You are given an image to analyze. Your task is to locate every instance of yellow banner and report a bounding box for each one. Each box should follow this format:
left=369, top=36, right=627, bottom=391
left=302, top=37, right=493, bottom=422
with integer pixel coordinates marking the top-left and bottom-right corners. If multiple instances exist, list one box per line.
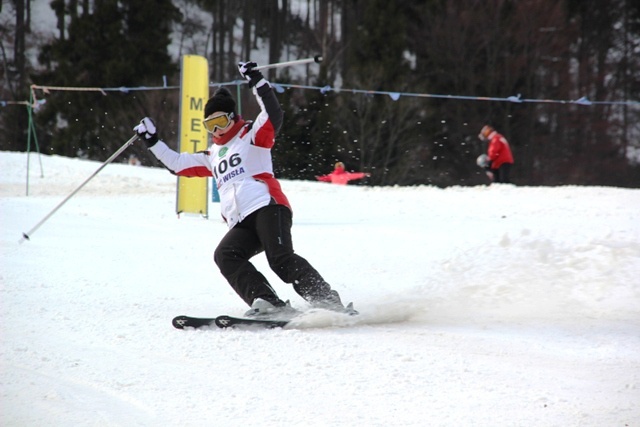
left=177, top=55, right=209, bottom=217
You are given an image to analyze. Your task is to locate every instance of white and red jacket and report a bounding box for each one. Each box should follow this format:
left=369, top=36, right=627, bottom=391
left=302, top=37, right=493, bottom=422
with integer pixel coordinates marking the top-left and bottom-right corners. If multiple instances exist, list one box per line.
left=148, top=83, right=290, bottom=228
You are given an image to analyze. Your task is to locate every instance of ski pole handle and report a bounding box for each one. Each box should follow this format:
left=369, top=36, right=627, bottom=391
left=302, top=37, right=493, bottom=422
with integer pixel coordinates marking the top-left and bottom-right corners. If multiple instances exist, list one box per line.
left=254, top=56, right=323, bottom=71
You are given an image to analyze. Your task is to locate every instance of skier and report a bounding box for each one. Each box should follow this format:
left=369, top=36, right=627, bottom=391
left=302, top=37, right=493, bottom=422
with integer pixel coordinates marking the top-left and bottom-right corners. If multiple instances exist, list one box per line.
left=134, top=61, right=355, bottom=317
left=477, top=125, right=514, bottom=183
left=315, top=161, right=370, bottom=185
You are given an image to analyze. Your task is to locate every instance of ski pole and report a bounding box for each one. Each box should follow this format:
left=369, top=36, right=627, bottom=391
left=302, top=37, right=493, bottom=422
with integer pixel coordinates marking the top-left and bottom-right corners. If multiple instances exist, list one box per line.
left=19, top=134, right=138, bottom=244
left=254, top=55, right=322, bottom=71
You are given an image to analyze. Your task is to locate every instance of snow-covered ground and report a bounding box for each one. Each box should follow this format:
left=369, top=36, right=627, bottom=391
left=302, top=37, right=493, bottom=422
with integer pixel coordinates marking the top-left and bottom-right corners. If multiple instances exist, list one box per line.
left=1, top=151, right=639, bottom=426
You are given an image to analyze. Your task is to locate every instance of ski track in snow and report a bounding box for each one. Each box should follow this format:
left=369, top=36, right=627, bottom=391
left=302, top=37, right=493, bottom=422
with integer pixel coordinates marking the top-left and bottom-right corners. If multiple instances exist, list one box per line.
left=1, top=152, right=639, bottom=426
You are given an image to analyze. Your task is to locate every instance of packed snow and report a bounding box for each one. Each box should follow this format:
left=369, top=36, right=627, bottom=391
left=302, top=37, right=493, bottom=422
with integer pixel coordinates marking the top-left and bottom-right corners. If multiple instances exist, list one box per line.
left=1, top=150, right=639, bottom=426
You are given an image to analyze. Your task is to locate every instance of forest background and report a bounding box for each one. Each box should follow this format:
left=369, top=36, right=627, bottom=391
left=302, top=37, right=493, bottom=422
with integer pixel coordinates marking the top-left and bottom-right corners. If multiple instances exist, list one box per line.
left=2, top=0, right=639, bottom=187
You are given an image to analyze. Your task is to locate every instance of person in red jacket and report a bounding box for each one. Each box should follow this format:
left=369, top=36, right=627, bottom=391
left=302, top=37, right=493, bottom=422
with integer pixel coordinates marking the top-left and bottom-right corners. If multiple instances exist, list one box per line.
left=478, top=125, right=514, bottom=183
left=316, top=162, right=370, bottom=185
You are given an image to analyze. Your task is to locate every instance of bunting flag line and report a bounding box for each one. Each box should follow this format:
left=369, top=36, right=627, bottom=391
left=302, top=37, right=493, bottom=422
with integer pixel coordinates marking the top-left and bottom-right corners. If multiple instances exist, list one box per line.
left=3, top=81, right=636, bottom=110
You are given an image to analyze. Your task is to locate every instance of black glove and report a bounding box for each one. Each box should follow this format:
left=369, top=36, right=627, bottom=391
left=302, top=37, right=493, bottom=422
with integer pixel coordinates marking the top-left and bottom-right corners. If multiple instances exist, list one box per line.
left=238, top=61, right=266, bottom=88
left=133, top=117, right=158, bottom=148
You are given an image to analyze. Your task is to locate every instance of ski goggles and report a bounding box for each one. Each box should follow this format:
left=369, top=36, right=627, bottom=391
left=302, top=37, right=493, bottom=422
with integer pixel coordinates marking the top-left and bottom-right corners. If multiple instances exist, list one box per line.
left=203, top=112, right=233, bottom=133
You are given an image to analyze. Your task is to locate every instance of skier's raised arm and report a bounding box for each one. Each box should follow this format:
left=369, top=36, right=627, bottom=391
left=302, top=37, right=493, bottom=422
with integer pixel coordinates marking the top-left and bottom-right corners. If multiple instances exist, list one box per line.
left=134, top=117, right=213, bottom=177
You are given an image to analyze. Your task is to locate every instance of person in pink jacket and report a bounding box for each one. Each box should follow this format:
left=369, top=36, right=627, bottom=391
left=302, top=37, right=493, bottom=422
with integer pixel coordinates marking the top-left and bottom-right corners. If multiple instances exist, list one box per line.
left=478, top=125, right=514, bottom=183
left=316, top=162, right=370, bottom=185
left=134, top=61, right=355, bottom=317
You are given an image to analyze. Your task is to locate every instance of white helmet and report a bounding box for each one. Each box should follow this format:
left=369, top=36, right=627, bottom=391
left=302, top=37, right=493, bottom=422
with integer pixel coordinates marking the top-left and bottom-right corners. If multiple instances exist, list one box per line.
left=476, top=154, right=490, bottom=168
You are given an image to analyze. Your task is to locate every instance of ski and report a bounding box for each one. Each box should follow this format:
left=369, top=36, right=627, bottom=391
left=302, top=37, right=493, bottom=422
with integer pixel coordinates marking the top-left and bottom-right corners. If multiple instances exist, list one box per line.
left=215, top=315, right=289, bottom=329
left=173, top=302, right=358, bottom=330
left=172, top=315, right=216, bottom=329
left=172, top=314, right=289, bottom=330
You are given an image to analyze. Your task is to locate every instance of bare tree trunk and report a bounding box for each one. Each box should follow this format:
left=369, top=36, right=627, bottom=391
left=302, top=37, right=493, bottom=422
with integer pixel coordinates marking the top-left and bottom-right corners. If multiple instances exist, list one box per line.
left=14, top=0, right=26, bottom=91
left=241, top=0, right=252, bottom=60
left=226, top=5, right=234, bottom=77
left=25, top=0, right=31, bottom=32
left=51, top=0, right=65, bottom=40
left=318, top=0, right=327, bottom=59
left=268, top=0, right=281, bottom=80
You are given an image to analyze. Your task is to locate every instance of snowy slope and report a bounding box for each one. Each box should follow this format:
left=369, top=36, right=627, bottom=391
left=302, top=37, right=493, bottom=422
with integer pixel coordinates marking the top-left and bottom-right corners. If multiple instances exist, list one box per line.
left=1, top=151, right=639, bottom=426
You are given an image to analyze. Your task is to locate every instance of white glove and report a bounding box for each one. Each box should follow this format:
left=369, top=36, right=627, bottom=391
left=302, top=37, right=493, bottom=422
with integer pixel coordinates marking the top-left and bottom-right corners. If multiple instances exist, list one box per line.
left=476, top=154, right=490, bottom=168
left=134, top=117, right=158, bottom=147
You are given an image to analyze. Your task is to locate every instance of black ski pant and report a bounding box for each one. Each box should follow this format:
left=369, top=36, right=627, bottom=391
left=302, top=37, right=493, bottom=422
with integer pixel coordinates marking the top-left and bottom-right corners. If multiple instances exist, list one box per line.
left=490, top=163, right=512, bottom=183
left=214, top=204, right=341, bottom=307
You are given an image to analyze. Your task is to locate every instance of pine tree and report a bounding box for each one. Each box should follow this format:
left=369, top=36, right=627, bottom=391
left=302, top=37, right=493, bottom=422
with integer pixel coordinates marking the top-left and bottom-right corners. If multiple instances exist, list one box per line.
left=34, top=0, right=181, bottom=159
